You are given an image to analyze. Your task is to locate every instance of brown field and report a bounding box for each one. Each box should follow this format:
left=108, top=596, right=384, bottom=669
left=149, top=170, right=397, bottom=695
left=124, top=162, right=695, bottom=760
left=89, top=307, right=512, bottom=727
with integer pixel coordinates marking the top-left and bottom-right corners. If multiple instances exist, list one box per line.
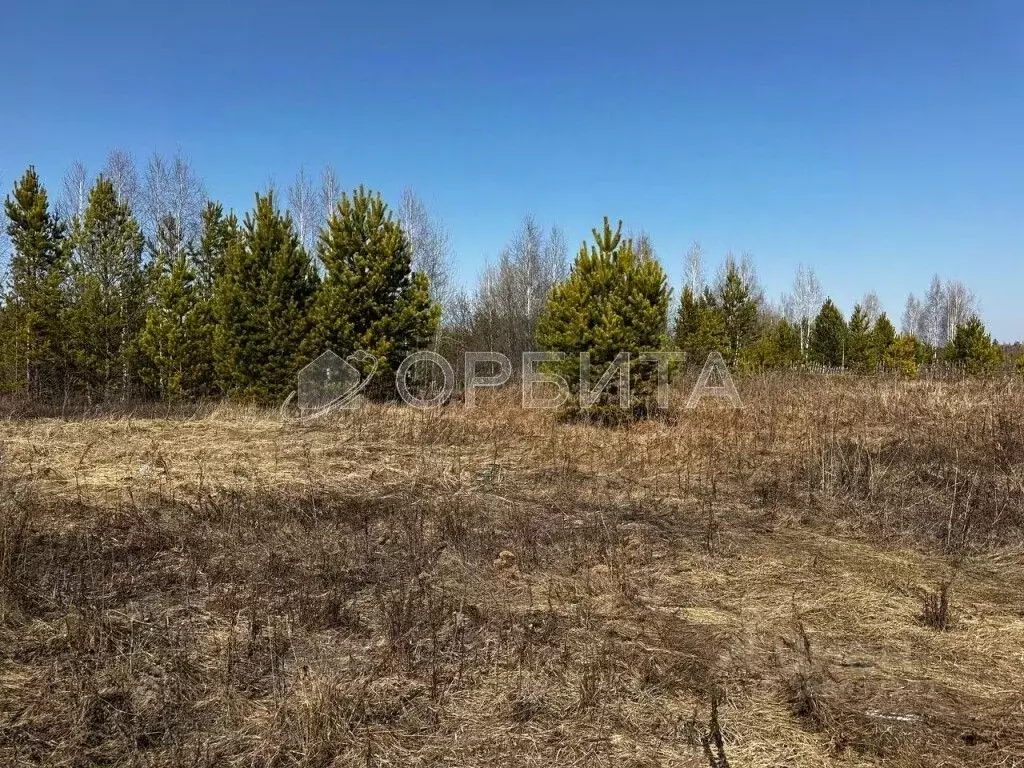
left=1, top=374, right=1023, bottom=767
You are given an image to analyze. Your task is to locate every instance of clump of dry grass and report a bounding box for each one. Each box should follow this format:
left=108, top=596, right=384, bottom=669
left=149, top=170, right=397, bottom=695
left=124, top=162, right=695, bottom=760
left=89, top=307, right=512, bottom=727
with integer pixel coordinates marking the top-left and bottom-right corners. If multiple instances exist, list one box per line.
left=920, top=580, right=955, bottom=631
left=0, top=374, right=1022, bottom=766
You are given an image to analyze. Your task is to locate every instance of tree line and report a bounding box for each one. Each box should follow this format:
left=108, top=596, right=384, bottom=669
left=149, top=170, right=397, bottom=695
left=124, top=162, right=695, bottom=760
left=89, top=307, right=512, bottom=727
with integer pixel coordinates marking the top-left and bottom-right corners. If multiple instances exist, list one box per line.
left=0, top=159, right=437, bottom=403
left=0, top=152, right=1016, bottom=407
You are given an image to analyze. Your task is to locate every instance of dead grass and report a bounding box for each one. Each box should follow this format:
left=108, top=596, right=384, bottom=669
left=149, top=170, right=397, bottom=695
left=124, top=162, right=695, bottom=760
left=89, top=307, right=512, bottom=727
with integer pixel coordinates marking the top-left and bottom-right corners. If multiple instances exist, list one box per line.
left=0, top=373, right=1022, bottom=766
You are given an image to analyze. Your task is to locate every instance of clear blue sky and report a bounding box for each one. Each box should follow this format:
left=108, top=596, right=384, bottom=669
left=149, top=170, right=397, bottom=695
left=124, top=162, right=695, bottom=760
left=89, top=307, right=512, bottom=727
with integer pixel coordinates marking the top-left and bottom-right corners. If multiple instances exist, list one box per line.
left=2, top=0, right=1022, bottom=339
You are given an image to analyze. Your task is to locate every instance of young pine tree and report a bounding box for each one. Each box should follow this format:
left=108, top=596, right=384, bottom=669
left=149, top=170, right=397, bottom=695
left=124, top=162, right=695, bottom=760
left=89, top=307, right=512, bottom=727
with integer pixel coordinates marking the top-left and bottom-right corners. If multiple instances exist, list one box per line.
left=809, top=298, right=848, bottom=367
left=309, top=186, right=439, bottom=397
left=884, top=334, right=921, bottom=377
left=775, top=317, right=803, bottom=365
left=944, top=316, right=1001, bottom=374
left=3, top=166, right=68, bottom=398
left=65, top=176, right=148, bottom=401
left=868, top=312, right=896, bottom=370
left=715, top=260, right=760, bottom=363
left=674, top=284, right=700, bottom=362
left=688, top=290, right=730, bottom=365
left=846, top=303, right=872, bottom=372
left=740, top=317, right=802, bottom=370
left=213, top=191, right=318, bottom=400
left=536, top=217, right=669, bottom=422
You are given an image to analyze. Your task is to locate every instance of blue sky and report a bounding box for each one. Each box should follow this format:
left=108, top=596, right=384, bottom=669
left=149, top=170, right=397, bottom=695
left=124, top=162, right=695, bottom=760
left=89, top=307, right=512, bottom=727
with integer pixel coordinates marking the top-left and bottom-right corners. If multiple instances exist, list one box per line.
left=2, top=0, right=1022, bottom=339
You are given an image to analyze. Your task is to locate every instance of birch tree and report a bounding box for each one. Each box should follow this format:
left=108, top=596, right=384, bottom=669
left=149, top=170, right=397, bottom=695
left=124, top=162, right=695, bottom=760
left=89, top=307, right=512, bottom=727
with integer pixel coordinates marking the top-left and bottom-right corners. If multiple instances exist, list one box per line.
left=684, top=240, right=704, bottom=294
left=287, top=166, right=317, bottom=257
left=903, top=276, right=977, bottom=350
left=902, top=294, right=922, bottom=336
left=58, top=162, right=91, bottom=222
left=507, top=216, right=567, bottom=337
left=919, top=274, right=946, bottom=348
left=860, top=291, right=882, bottom=326
left=397, top=187, right=455, bottom=319
left=943, top=280, right=976, bottom=342
left=142, top=152, right=206, bottom=247
left=102, top=149, right=141, bottom=212
left=0, top=178, right=10, bottom=391
left=782, top=263, right=822, bottom=357
left=463, top=216, right=567, bottom=362
left=319, top=165, right=341, bottom=232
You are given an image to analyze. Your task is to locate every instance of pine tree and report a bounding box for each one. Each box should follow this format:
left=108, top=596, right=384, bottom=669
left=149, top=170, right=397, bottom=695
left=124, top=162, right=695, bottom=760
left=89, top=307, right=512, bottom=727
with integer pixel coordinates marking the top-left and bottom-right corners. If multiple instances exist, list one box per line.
left=846, top=303, right=872, bottom=371
left=673, top=284, right=700, bottom=361
left=0, top=301, right=18, bottom=394
left=185, top=202, right=238, bottom=395
left=884, top=335, right=920, bottom=376
left=776, top=317, right=802, bottom=365
left=65, top=176, right=148, bottom=400
left=809, top=298, right=847, bottom=367
left=4, top=166, right=67, bottom=398
left=715, top=260, right=759, bottom=363
left=741, top=317, right=801, bottom=370
left=869, top=312, right=897, bottom=370
left=944, top=316, right=1001, bottom=374
left=687, top=291, right=730, bottom=365
left=138, top=215, right=209, bottom=400
left=212, top=191, right=318, bottom=400
left=309, top=186, right=438, bottom=397
left=536, top=217, right=669, bottom=422
left=195, top=201, right=237, bottom=297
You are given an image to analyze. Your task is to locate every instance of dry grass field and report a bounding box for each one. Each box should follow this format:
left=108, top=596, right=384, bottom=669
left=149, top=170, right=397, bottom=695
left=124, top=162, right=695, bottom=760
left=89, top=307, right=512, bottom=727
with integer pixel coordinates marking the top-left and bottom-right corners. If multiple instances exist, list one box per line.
left=1, top=374, right=1023, bottom=767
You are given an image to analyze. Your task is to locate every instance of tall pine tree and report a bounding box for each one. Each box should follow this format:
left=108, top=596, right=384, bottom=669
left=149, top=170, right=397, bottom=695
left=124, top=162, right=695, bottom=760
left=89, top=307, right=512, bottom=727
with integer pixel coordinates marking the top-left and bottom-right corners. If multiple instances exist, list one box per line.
left=809, top=298, right=848, bottom=367
left=715, top=261, right=759, bottom=363
left=65, top=176, right=148, bottom=401
left=187, top=202, right=238, bottom=395
left=4, top=166, right=67, bottom=398
left=212, top=191, right=317, bottom=400
left=846, top=303, right=872, bottom=371
left=309, top=186, right=438, bottom=396
left=139, top=215, right=210, bottom=400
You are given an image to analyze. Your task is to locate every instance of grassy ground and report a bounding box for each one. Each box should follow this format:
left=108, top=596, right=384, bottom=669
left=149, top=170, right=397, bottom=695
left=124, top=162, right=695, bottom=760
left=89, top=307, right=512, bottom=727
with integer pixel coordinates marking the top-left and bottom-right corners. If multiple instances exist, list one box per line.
left=1, top=374, right=1022, bottom=766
